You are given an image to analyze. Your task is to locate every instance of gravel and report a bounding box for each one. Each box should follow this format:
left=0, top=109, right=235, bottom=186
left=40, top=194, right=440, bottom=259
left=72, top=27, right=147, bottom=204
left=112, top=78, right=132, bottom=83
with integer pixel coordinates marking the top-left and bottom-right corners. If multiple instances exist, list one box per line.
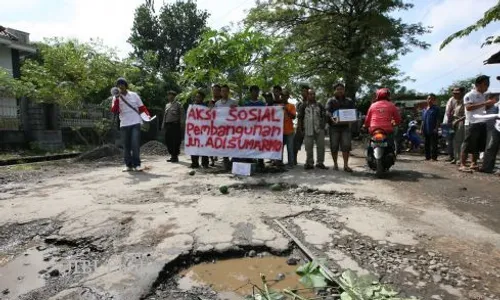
left=140, top=141, right=168, bottom=156
left=74, top=144, right=122, bottom=162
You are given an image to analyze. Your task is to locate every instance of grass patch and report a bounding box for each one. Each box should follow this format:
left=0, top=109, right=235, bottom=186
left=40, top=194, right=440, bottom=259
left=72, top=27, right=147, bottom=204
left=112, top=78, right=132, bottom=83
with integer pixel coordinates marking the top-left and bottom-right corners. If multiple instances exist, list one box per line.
left=8, top=164, right=41, bottom=171
left=0, top=145, right=89, bottom=161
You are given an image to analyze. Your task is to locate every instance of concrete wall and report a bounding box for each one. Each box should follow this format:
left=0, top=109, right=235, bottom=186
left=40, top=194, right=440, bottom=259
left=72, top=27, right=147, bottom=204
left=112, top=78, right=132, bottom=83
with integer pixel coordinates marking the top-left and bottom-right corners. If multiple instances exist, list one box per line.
left=0, top=130, right=25, bottom=150
left=0, top=46, right=13, bottom=75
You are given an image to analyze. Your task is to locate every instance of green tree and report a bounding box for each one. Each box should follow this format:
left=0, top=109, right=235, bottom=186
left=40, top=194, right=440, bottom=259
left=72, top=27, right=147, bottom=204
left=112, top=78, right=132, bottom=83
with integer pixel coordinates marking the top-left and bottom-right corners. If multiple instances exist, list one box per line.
left=181, top=29, right=299, bottom=101
left=129, top=1, right=209, bottom=72
left=246, top=0, right=430, bottom=100
left=444, top=76, right=478, bottom=92
left=0, top=67, right=32, bottom=98
left=128, top=1, right=209, bottom=107
left=19, top=38, right=138, bottom=108
left=440, top=1, right=500, bottom=49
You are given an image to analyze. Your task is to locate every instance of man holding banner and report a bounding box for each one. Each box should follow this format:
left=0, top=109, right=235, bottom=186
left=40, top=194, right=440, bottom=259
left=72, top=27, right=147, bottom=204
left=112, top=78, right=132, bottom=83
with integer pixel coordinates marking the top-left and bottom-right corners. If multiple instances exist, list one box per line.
left=215, top=85, right=238, bottom=170
left=243, top=85, right=267, bottom=170
left=190, top=91, right=210, bottom=169
left=184, top=94, right=284, bottom=172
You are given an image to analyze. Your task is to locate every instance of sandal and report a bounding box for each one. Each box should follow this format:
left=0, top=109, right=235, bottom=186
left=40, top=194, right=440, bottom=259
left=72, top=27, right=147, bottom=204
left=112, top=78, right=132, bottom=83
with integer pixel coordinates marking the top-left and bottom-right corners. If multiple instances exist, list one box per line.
left=344, top=166, right=353, bottom=173
left=333, top=164, right=339, bottom=171
left=458, top=166, right=473, bottom=173
left=470, top=165, right=479, bottom=171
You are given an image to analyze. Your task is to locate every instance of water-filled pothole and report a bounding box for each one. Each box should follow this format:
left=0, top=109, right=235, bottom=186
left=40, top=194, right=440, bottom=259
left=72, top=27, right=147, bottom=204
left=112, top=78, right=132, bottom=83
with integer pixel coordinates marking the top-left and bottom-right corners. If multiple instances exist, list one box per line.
left=177, top=256, right=315, bottom=299
left=146, top=246, right=340, bottom=300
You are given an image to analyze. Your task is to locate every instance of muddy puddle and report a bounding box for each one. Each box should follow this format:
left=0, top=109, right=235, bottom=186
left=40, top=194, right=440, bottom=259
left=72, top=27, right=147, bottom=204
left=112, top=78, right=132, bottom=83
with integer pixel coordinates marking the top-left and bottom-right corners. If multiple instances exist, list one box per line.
left=0, top=248, right=51, bottom=299
left=177, top=256, right=316, bottom=299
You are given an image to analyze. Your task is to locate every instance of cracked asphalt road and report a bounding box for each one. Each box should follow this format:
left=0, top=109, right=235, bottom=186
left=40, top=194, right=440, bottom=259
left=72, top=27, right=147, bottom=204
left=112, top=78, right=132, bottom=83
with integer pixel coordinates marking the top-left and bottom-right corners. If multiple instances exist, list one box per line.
left=0, top=149, right=499, bottom=300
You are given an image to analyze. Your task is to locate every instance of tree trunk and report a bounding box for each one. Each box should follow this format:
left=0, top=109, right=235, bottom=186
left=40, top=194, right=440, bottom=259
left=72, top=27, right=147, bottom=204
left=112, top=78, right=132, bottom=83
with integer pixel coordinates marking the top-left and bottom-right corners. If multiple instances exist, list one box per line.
left=344, top=57, right=361, bottom=102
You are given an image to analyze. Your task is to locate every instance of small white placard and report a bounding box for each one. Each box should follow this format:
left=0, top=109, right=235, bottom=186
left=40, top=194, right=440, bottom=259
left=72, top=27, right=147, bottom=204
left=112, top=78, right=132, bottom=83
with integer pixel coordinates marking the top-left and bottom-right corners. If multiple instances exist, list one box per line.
left=140, top=113, right=156, bottom=122
left=333, top=109, right=357, bottom=122
left=232, top=162, right=253, bottom=176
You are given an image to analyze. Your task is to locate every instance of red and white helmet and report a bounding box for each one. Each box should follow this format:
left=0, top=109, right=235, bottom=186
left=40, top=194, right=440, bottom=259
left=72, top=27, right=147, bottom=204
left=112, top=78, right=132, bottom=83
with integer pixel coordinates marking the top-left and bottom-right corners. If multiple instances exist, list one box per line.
left=375, top=88, right=391, bottom=101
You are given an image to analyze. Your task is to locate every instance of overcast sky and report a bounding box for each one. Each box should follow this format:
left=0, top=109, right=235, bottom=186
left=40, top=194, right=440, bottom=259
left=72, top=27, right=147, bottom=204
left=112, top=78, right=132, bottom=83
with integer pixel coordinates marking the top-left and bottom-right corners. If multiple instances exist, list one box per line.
left=2, top=0, right=500, bottom=93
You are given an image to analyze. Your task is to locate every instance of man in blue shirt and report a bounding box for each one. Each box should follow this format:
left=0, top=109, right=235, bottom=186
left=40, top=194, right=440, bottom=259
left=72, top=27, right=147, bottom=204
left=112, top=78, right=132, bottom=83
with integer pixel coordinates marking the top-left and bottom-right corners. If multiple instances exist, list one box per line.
left=421, top=94, right=440, bottom=161
left=244, top=85, right=266, bottom=107
left=242, top=85, right=266, bottom=170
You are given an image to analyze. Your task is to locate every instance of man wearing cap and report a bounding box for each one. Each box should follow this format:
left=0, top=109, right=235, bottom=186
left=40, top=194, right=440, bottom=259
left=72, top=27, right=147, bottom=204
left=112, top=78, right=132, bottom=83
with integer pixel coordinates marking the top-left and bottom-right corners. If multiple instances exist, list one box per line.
left=163, top=90, right=185, bottom=163
left=459, top=75, right=495, bottom=172
left=111, top=78, right=151, bottom=172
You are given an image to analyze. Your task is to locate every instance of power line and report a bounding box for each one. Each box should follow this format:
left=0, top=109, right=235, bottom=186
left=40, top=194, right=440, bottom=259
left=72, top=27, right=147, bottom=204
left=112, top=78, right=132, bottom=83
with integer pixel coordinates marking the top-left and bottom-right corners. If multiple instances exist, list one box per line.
left=412, top=47, right=497, bottom=89
left=417, top=0, right=436, bottom=23
left=212, top=0, right=254, bottom=28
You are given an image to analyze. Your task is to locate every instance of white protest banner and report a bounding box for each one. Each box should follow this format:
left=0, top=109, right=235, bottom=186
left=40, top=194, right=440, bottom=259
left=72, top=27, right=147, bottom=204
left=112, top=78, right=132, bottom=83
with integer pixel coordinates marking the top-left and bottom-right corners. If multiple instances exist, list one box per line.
left=184, top=105, right=284, bottom=159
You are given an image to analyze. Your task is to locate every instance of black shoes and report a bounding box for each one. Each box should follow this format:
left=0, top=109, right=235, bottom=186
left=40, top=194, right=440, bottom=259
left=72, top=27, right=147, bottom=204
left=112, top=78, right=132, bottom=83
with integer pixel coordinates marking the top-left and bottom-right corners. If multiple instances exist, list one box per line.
left=167, top=157, right=179, bottom=163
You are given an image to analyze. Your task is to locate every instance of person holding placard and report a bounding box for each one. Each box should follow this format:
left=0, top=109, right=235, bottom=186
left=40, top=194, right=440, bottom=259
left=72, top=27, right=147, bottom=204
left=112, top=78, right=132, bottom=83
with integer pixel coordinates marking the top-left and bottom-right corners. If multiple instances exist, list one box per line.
left=326, top=83, right=355, bottom=172
left=110, top=78, right=151, bottom=172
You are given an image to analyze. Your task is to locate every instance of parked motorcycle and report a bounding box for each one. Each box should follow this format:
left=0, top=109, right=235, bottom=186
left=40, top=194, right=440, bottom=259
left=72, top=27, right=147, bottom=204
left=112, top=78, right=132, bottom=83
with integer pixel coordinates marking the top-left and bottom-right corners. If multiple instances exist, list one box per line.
left=366, top=129, right=396, bottom=177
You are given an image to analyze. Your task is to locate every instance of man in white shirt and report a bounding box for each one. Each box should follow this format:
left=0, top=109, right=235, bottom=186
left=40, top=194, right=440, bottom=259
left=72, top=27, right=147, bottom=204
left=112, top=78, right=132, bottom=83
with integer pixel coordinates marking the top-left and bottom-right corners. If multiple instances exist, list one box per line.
left=459, top=75, right=496, bottom=172
left=214, top=84, right=238, bottom=108
left=111, top=78, right=150, bottom=172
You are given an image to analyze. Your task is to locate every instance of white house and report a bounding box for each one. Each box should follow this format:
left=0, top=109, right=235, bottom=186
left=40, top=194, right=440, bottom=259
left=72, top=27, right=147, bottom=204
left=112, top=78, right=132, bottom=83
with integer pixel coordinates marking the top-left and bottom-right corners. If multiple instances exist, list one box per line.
left=0, top=26, right=36, bottom=131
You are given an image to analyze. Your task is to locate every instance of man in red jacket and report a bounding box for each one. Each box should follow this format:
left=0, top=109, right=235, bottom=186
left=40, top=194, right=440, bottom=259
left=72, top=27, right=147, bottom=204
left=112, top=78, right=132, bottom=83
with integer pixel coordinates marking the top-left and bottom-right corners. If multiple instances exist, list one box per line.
left=364, top=88, right=401, bottom=137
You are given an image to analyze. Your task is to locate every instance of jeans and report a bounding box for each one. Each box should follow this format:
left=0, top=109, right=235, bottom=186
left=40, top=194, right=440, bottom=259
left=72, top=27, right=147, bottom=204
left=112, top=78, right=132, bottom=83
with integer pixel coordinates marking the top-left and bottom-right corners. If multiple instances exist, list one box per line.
left=304, top=131, right=325, bottom=166
left=481, top=127, right=500, bottom=173
left=122, top=123, right=141, bottom=168
left=283, top=134, right=295, bottom=166
left=424, top=132, right=438, bottom=160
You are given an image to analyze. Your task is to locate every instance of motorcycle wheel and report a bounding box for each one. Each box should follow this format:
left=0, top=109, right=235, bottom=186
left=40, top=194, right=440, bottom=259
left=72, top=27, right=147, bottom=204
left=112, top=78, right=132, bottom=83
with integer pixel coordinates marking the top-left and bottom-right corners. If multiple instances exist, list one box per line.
left=376, top=158, right=385, bottom=178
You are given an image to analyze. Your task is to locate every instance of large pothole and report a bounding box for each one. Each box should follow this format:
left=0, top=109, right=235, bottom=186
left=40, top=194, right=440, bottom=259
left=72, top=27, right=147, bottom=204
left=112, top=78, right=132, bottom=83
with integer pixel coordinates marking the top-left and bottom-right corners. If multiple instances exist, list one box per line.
left=143, top=245, right=342, bottom=300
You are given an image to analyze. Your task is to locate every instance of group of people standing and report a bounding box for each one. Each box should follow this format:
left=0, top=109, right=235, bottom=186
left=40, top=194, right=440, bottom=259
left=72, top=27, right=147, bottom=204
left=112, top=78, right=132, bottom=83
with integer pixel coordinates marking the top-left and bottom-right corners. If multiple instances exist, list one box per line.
left=111, top=75, right=498, bottom=175
left=421, top=75, right=499, bottom=174
left=159, top=82, right=359, bottom=172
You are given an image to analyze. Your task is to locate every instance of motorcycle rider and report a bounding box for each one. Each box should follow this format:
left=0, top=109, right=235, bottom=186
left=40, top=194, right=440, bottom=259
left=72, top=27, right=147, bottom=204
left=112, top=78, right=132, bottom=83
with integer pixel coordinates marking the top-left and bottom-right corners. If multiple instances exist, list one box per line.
left=364, top=88, right=402, bottom=150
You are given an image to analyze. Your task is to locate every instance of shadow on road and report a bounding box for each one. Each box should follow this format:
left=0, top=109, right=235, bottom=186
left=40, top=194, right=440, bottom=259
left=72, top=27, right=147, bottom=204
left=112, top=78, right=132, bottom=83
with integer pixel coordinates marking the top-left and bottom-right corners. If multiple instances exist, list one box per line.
left=126, top=171, right=170, bottom=184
